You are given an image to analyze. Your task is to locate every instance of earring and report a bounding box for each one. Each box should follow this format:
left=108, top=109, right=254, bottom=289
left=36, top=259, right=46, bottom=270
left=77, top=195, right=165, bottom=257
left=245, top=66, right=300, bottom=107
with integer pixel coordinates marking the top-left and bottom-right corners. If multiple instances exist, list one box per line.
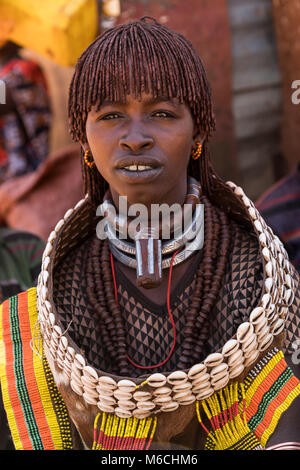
left=191, top=142, right=202, bottom=160
left=84, top=149, right=95, bottom=168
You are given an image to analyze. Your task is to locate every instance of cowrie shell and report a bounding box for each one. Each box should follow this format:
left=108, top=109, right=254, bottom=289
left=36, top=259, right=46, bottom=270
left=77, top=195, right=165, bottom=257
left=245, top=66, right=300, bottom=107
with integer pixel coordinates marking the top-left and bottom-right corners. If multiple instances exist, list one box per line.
left=117, top=400, right=136, bottom=411
left=261, top=293, right=271, bottom=309
left=248, top=207, right=257, bottom=220
left=43, top=257, right=51, bottom=271
left=242, top=195, right=251, bottom=207
left=83, top=384, right=99, bottom=399
left=70, top=380, right=83, bottom=396
left=75, top=198, right=86, bottom=209
left=115, top=408, right=132, bottom=419
left=160, top=401, right=179, bottom=412
left=254, top=316, right=268, bottom=334
left=81, top=375, right=96, bottom=388
left=191, top=372, right=210, bottom=387
left=97, top=402, right=115, bottom=414
left=234, top=186, right=244, bottom=197
left=114, top=390, right=132, bottom=401
left=227, top=348, right=243, bottom=367
left=64, top=208, right=74, bottom=220
left=254, top=220, right=263, bottom=233
left=148, top=373, right=167, bottom=388
left=59, top=335, right=68, bottom=351
left=265, top=277, right=273, bottom=293
left=229, top=364, right=244, bottom=379
left=83, top=366, right=98, bottom=382
left=98, top=395, right=116, bottom=406
left=188, top=363, right=207, bottom=380
left=211, top=374, right=229, bottom=391
left=173, top=390, right=193, bottom=401
left=242, top=337, right=258, bottom=356
left=237, top=322, right=254, bottom=343
left=83, top=393, right=98, bottom=406
left=172, top=382, right=192, bottom=393
left=98, top=376, right=117, bottom=389
left=152, top=386, right=172, bottom=397
left=136, top=401, right=155, bottom=411
left=258, top=333, right=273, bottom=352
left=265, top=261, right=273, bottom=277
left=204, top=353, right=223, bottom=368
left=262, top=247, right=270, bottom=262
left=176, top=395, right=196, bottom=406
left=196, top=388, right=214, bottom=401
left=249, top=307, right=265, bottom=325
left=192, top=380, right=212, bottom=393
left=167, top=371, right=188, bottom=385
left=132, top=409, right=151, bottom=419
left=74, top=353, right=86, bottom=369
left=259, top=233, right=267, bottom=247
left=222, top=339, right=239, bottom=357
left=271, top=318, right=285, bottom=336
left=133, top=390, right=152, bottom=401
left=95, top=387, right=114, bottom=397
left=244, top=350, right=259, bottom=367
left=153, top=396, right=172, bottom=406
left=257, top=325, right=270, bottom=342
left=54, top=218, right=65, bottom=232
left=117, top=379, right=136, bottom=393
left=210, top=363, right=228, bottom=378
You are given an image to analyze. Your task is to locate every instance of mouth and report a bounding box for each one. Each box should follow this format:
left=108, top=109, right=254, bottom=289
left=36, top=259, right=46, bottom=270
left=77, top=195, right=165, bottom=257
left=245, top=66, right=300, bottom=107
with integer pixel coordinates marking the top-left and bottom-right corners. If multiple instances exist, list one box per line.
left=114, top=157, right=163, bottom=182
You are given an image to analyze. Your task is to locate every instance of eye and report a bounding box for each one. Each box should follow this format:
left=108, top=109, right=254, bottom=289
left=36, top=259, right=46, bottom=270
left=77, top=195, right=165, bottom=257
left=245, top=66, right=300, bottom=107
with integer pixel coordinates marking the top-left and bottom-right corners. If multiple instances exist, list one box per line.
left=152, top=110, right=174, bottom=119
left=98, top=112, right=122, bottom=121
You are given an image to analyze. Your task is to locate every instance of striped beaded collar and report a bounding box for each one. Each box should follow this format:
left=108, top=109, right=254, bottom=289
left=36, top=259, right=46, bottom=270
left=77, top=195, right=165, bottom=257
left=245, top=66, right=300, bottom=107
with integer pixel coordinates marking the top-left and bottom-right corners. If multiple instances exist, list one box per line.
left=36, top=180, right=296, bottom=420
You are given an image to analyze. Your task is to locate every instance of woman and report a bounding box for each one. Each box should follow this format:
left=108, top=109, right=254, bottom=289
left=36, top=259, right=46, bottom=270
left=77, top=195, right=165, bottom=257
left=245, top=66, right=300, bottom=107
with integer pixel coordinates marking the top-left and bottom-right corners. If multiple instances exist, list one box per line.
left=0, top=18, right=299, bottom=451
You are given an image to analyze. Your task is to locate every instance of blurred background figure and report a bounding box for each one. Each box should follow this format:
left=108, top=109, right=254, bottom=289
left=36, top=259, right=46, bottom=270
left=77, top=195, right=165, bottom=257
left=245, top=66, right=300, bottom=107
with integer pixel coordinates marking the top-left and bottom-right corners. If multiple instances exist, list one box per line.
left=257, top=163, right=300, bottom=274
left=256, top=0, right=300, bottom=274
left=0, top=226, right=45, bottom=303
left=0, top=40, right=51, bottom=183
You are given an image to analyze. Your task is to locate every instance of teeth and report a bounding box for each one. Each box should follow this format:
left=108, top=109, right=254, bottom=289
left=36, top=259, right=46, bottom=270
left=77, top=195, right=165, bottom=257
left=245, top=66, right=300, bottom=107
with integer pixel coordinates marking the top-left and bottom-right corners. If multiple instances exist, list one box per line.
left=123, top=165, right=153, bottom=171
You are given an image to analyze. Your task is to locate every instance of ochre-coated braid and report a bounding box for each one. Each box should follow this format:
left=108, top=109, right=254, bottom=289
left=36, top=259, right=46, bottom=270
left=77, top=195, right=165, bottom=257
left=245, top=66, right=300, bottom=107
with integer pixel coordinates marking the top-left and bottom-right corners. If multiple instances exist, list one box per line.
left=177, top=196, right=231, bottom=369
left=85, top=237, right=118, bottom=367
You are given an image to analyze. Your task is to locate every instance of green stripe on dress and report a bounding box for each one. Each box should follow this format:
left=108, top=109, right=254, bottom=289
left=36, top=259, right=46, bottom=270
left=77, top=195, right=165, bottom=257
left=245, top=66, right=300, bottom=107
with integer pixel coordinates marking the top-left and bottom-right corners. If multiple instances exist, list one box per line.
left=9, top=296, right=44, bottom=450
left=248, top=367, right=293, bottom=431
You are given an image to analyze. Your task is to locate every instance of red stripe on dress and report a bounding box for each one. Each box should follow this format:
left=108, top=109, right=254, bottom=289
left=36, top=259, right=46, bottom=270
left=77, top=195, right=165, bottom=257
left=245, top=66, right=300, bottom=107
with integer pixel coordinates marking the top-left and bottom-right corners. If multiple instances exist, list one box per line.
left=17, top=292, right=55, bottom=449
left=1, top=298, right=33, bottom=449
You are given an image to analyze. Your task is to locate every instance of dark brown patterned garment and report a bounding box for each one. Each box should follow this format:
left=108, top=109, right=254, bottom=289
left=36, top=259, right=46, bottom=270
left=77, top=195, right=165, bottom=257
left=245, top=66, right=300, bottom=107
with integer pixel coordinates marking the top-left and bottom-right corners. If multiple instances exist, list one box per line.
left=53, top=221, right=300, bottom=377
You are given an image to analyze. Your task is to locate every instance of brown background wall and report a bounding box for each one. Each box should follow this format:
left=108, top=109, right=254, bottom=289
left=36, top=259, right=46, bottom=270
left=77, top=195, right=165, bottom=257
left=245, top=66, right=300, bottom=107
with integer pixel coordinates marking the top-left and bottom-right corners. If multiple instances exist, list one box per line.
left=23, top=0, right=299, bottom=200
left=272, top=0, right=300, bottom=169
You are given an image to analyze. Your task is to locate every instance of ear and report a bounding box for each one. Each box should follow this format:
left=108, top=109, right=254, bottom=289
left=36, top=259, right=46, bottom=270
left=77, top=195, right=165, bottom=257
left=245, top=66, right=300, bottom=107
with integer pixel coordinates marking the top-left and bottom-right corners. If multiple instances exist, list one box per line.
left=192, top=131, right=207, bottom=146
left=80, top=142, right=90, bottom=153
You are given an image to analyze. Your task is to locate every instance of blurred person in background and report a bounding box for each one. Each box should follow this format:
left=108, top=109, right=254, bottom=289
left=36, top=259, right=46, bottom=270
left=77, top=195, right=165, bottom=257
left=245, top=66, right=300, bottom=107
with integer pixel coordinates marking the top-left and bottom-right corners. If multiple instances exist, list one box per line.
left=256, top=162, right=300, bottom=275
left=0, top=40, right=51, bottom=183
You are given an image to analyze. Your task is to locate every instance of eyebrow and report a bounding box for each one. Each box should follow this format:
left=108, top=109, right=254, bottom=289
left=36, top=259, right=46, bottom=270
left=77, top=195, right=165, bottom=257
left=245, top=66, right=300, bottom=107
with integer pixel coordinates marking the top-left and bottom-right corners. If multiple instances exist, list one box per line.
left=97, top=96, right=180, bottom=109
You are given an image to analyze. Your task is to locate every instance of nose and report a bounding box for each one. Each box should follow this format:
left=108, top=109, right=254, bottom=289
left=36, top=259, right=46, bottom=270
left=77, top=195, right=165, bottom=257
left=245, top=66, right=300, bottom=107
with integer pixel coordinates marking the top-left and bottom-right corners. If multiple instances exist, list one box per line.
left=119, top=122, right=154, bottom=153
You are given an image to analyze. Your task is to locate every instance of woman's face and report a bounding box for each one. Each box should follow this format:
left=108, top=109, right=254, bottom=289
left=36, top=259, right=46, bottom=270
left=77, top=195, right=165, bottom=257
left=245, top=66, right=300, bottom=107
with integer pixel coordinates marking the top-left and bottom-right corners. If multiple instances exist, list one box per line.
left=85, top=93, right=197, bottom=209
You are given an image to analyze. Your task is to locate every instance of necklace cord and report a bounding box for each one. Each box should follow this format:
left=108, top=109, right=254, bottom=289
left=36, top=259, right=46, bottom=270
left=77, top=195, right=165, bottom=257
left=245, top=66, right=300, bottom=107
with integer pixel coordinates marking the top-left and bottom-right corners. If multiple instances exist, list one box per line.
left=110, top=249, right=180, bottom=370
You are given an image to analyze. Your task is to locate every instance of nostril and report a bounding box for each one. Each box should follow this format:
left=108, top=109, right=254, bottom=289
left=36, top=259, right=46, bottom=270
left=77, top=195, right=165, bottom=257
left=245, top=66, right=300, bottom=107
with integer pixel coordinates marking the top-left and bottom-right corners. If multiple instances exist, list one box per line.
left=119, top=137, right=154, bottom=152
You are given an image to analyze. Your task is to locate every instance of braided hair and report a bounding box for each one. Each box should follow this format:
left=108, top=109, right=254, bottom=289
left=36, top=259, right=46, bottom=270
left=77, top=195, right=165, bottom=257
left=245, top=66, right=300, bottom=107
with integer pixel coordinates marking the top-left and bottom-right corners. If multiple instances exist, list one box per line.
left=68, top=17, right=220, bottom=206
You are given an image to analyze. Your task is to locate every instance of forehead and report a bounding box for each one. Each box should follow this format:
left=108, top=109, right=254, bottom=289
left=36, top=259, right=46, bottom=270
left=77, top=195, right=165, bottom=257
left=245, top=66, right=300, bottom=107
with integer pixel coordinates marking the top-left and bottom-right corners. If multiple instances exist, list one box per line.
left=91, top=93, right=187, bottom=111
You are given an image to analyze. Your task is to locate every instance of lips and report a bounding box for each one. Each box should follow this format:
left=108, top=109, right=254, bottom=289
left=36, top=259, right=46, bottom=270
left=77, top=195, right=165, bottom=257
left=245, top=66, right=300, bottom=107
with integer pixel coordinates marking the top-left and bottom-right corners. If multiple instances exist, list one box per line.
left=114, top=156, right=163, bottom=183
left=115, top=156, right=162, bottom=170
